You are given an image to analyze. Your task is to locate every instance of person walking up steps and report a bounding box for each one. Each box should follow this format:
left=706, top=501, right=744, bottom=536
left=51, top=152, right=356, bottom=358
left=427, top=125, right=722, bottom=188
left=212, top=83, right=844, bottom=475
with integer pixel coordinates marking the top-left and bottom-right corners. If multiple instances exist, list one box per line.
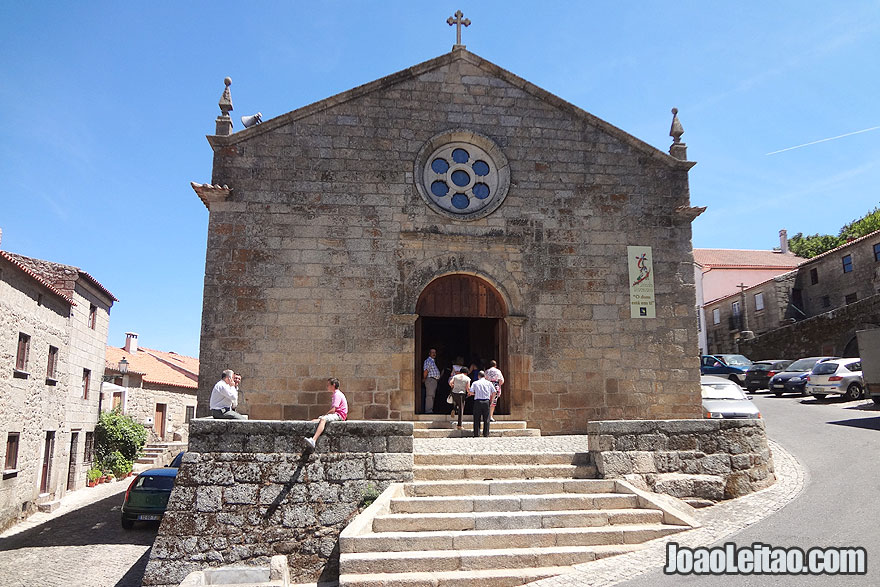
left=486, top=360, right=505, bottom=423
left=449, top=367, right=471, bottom=429
left=469, top=371, right=495, bottom=437
left=304, top=378, right=348, bottom=450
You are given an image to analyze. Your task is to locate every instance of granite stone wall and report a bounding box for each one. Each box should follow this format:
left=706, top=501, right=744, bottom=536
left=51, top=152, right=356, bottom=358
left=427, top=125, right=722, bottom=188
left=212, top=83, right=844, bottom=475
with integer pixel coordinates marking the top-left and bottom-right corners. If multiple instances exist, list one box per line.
left=142, top=419, right=414, bottom=587
left=588, top=419, right=775, bottom=500
left=195, top=48, right=703, bottom=433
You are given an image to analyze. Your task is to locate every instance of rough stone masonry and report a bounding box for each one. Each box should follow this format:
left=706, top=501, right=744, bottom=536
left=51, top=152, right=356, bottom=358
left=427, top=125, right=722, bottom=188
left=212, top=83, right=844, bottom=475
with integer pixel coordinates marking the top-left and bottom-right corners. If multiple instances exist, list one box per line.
left=193, top=46, right=705, bottom=433
left=142, top=419, right=414, bottom=586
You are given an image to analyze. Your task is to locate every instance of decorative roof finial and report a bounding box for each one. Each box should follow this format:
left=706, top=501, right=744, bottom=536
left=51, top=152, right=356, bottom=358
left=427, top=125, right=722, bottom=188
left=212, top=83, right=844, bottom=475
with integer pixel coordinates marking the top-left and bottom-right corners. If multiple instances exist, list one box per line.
left=447, top=10, right=471, bottom=50
left=215, top=77, right=234, bottom=136
left=669, top=107, right=688, bottom=160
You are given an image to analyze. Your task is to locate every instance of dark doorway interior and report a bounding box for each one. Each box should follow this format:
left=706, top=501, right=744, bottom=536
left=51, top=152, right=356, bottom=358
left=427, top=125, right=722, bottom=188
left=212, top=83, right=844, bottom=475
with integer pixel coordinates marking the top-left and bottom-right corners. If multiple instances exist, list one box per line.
left=418, top=316, right=506, bottom=415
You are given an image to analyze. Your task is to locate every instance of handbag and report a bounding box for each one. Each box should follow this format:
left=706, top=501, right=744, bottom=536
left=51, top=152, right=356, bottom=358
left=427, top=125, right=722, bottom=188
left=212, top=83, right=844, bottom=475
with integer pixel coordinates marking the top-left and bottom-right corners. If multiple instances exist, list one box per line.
left=446, top=393, right=453, bottom=404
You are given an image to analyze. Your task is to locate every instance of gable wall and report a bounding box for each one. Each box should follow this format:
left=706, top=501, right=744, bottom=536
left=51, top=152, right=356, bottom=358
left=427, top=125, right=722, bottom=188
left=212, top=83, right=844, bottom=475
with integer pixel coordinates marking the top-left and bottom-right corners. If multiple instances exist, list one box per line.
left=198, top=57, right=702, bottom=432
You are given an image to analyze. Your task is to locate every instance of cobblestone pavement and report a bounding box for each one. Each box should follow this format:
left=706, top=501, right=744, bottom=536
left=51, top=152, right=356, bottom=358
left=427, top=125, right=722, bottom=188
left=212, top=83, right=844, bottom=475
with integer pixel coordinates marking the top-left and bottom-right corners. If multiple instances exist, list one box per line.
left=528, top=437, right=805, bottom=586
left=0, top=481, right=157, bottom=587
left=414, top=434, right=589, bottom=454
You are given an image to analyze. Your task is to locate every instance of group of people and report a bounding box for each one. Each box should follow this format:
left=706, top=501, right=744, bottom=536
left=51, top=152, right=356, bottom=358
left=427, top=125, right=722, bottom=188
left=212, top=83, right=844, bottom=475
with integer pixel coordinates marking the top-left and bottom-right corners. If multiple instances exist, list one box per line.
left=209, top=370, right=348, bottom=449
left=423, top=349, right=505, bottom=437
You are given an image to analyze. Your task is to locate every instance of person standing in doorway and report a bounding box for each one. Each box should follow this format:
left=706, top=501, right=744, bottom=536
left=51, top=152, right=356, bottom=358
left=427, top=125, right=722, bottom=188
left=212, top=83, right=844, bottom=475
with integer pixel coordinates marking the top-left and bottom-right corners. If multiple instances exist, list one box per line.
left=469, top=371, right=495, bottom=437
left=210, top=369, right=246, bottom=419
left=422, top=348, right=440, bottom=414
left=486, top=360, right=505, bottom=423
left=449, top=367, right=471, bottom=429
left=304, top=378, right=348, bottom=450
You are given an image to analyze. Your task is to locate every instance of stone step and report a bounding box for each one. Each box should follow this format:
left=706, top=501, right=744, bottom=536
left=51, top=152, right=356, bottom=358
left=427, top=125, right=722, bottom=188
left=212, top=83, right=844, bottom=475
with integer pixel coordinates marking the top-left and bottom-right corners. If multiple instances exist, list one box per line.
left=341, top=524, right=689, bottom=553
left=372, top=508, right=663, bottom=533
left=404, top=478, right=618, bottom=498
left=340, top=544, right=640, bottom=576
left=136, top=457, right=159, bottom=464
left=413, top=453, right=589, bottom=466
left=411, top=415, right=522, bottom=422
left=413, top=421, right=527, bottom=430
left=390, top=493, right=641, bottom=515
left=413, top=464, right=597, bottom=481
left=339, top=565, right=575, bottom=587
left=414, top=429, right=540, bottom=439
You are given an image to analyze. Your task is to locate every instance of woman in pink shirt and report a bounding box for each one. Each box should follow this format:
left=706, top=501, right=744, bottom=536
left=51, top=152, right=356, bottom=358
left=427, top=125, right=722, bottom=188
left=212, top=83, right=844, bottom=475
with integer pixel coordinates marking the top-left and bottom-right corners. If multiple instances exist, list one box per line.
left=305, top=378, right=348, bottom=449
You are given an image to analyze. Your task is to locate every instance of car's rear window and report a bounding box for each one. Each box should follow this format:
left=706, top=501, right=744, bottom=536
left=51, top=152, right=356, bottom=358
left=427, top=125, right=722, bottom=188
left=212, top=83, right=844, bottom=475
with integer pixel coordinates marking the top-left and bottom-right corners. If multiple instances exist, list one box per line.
left=787, top=358, right=819, bottom=371
left=811, top=363, right=838, bottom=375
left=750, top=363, right=772, bottom=372
left=136, top=475, right=175, bottom=490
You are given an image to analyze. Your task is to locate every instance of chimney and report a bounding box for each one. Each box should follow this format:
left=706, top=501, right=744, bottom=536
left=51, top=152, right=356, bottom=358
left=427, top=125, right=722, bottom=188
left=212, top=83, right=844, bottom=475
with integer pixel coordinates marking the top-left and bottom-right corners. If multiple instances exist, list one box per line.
left=124, top=332, right=139, bottom=354
left=779, top=229, right=789, bottom=255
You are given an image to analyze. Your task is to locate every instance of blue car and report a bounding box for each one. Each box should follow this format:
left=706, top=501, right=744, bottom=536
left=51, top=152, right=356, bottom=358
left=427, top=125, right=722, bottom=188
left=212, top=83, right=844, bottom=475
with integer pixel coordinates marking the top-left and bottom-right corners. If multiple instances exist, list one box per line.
left=700, top=354, right=753, bottom=386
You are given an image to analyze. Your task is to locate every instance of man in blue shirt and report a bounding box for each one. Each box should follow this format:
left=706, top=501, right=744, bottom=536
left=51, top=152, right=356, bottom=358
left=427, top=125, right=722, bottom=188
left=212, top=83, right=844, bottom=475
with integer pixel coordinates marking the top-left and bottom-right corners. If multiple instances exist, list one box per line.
left=468, top=371, right=496, bottom=437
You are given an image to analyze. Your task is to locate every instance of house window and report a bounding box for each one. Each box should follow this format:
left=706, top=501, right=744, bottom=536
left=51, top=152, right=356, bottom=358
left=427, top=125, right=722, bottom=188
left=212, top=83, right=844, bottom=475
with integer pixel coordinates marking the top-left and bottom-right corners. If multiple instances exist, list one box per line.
left=84, top=432, right=94, bottom=464
left=82, top=369, right=91, bottom=399
left=713, top=308, right=720, bottom=325
left=46, top=346, right=58, bottom=381
left=731, top=300, right=741, bottom=316
left=810, top=268, right=819, bottom=285
left=185, top=406, right=195, bottom=423
left=845, top=293, right=858, bottom=305
left=15, top=333, right=30, bottom=372
left=842, top=255, right=853, bottom=273
left=5, top=433, right=20, bottom=470
left=822, top=296, right=831, bottom=308
left=755, top=292, right=765, bottom=311
left=87, top=305, right=97, bottom=330
left=874, top=242, right=880, bottom=262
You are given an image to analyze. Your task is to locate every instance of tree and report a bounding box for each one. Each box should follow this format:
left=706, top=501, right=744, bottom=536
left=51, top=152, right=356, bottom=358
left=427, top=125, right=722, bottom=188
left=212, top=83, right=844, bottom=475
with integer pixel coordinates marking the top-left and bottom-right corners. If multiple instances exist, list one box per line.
left=788, top=207, right=880, bottom=258
left=94, top=409, right=146, bottom=477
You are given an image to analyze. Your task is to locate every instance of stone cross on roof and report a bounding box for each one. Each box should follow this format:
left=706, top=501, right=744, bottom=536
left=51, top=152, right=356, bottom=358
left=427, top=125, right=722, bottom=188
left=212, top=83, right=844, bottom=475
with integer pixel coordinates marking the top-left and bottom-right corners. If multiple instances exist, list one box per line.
left=447, top=10, right=471, bottom=49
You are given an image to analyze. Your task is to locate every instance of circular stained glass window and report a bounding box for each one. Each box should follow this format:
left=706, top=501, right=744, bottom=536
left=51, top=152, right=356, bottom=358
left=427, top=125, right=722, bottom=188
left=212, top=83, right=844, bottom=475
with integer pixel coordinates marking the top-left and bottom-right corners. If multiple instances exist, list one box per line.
left=415, top=131, right=510, bottom=220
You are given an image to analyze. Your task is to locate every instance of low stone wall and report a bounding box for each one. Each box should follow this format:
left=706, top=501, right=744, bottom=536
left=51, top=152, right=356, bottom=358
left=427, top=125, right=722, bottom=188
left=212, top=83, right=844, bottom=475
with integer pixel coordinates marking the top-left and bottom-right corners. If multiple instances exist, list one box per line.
left=588, top=419, right=774, bottom=501
left=142, top=419, right=414, bottom=587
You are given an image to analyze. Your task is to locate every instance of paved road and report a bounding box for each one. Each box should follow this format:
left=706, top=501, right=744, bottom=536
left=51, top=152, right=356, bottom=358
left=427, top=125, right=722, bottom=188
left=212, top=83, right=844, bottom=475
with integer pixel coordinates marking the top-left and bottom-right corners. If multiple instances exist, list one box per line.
left=0, top=489, right=157, bottom=587
left=616, top=392, right=880, bottom=587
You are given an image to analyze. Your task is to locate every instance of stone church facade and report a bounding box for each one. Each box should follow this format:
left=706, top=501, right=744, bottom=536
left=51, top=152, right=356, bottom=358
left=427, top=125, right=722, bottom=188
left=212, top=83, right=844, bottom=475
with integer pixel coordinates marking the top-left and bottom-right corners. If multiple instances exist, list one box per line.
left=194, top=48, right=703, bottom=434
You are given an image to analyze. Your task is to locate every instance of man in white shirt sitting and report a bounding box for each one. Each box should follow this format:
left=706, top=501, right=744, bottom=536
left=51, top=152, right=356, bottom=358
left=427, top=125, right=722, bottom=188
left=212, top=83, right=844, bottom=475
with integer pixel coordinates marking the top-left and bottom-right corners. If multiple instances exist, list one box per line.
left=210, top=369, right=246, bottom=419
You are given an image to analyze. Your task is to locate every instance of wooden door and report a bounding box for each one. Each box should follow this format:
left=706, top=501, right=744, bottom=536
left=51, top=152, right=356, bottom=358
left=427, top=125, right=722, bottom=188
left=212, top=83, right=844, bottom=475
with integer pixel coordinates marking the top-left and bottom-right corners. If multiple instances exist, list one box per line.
left=66, top=432, right=79, bottom=491
left=155, top=404, right=167, bottom=439
left=40, top=432, right=55, bottom=494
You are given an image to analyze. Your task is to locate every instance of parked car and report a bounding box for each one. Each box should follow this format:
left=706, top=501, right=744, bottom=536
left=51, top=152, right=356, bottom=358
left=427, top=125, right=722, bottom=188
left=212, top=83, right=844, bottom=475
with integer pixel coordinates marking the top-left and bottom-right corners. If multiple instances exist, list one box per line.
left=701, top=375, right=761, bottom=419
left=806, top=358, right=864, bottom=400
left=121, top=467, right=178, bottom=529
left=744, top=359, right=794, bottom=392
left=768, top=356, right=838, bottom=397
left=700, top=354, right=753, bottom=385
left=168, top=451, right=185, bottom=468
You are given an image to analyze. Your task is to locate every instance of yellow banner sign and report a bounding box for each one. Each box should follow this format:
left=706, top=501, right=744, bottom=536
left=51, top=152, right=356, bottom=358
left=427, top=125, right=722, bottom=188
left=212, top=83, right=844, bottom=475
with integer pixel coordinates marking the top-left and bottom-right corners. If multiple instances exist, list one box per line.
left=627, top=245, right=655, bottom=318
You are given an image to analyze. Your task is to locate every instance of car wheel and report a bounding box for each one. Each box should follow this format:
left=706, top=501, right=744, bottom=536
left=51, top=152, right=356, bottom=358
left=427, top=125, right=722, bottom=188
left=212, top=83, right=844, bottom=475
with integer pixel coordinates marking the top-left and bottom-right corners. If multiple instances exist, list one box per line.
left=774, top=391, right=783, bottom=397
left=728, top=375, right=740, bottom=384
left=121, top=517, right=135, bottom=530
left=845, top=383, right=863, bottom=401
left=811, top=394, right=827, bottom=400
left=873, top=396, right=880, bottom=405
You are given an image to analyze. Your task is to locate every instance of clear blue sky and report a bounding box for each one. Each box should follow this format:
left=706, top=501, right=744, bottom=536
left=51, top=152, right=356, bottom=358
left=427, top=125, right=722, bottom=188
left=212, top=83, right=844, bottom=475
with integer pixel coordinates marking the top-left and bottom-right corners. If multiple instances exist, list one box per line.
left=2, top=2, right=879, bottom=358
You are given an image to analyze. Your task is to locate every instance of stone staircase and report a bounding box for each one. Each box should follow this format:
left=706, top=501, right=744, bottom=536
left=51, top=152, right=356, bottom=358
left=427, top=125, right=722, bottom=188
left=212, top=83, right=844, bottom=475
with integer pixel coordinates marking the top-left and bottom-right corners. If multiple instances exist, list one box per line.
left=412, top=417, right=540, bottom=438
left=339, top=453, right=697, bottom=586
left=134, top=441, right=187, bottom=471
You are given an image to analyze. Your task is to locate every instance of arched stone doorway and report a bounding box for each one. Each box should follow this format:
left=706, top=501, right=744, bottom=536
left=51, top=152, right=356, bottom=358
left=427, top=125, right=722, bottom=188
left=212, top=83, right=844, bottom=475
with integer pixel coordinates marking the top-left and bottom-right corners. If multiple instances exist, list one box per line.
left=414, top=274, right=509, bottom=415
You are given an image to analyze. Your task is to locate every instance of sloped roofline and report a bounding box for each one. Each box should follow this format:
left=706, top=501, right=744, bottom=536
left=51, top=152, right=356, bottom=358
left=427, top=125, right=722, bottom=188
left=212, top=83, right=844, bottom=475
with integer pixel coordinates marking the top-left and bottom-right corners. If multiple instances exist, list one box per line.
left=207, top=48, right=694, bottom=170
left=0, top=250, right=75, bottom=305
left=796, top=228, right=880, bottom=267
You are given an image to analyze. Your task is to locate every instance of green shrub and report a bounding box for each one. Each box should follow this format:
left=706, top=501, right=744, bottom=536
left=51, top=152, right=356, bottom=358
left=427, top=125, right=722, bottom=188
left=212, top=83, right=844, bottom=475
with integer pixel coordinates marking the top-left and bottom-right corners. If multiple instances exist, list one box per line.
left=87, top=467, right=102, bottom=482
left=361, top=483, right=380, bottom=507
left=95, top=409, right=147, bottom=467
left=102, top=450, right=134, bottom=478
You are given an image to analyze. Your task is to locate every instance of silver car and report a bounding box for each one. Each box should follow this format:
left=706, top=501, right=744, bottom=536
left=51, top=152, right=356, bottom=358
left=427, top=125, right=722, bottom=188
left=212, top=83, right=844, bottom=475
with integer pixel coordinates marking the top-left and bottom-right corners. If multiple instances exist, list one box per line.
left=806, top=358, right=864, bottom=400
left=701, top=375, right=761, bottom=419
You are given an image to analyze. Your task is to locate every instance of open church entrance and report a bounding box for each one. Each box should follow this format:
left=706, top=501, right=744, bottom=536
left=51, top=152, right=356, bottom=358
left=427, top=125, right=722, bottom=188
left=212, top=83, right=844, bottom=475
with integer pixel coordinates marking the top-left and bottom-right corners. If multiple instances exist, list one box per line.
left=415, top=274, right=509, bottom=415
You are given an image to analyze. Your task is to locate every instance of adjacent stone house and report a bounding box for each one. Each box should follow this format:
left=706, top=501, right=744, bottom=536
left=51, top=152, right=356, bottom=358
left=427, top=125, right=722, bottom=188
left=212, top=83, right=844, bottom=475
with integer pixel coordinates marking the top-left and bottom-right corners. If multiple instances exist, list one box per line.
left=740, top=229, right=880, bottom=359
left=0, top=246, right=115, bottom=530
left=193, top=47, right=706, bottom=434
left=103, top=332, right=198, bottom=442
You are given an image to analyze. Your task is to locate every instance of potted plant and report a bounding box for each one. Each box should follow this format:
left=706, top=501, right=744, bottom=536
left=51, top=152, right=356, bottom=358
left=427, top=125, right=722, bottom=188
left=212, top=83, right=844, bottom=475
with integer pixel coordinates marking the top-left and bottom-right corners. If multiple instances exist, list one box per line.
left=87, top=467, right=102, bottom=487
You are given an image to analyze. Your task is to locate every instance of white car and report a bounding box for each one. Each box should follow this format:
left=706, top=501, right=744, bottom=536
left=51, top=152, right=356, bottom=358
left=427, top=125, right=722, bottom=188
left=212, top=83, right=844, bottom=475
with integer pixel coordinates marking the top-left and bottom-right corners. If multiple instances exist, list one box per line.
left=806, top=358, right=864, bottom=400
left=701, top=375, right=761, bottom=419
